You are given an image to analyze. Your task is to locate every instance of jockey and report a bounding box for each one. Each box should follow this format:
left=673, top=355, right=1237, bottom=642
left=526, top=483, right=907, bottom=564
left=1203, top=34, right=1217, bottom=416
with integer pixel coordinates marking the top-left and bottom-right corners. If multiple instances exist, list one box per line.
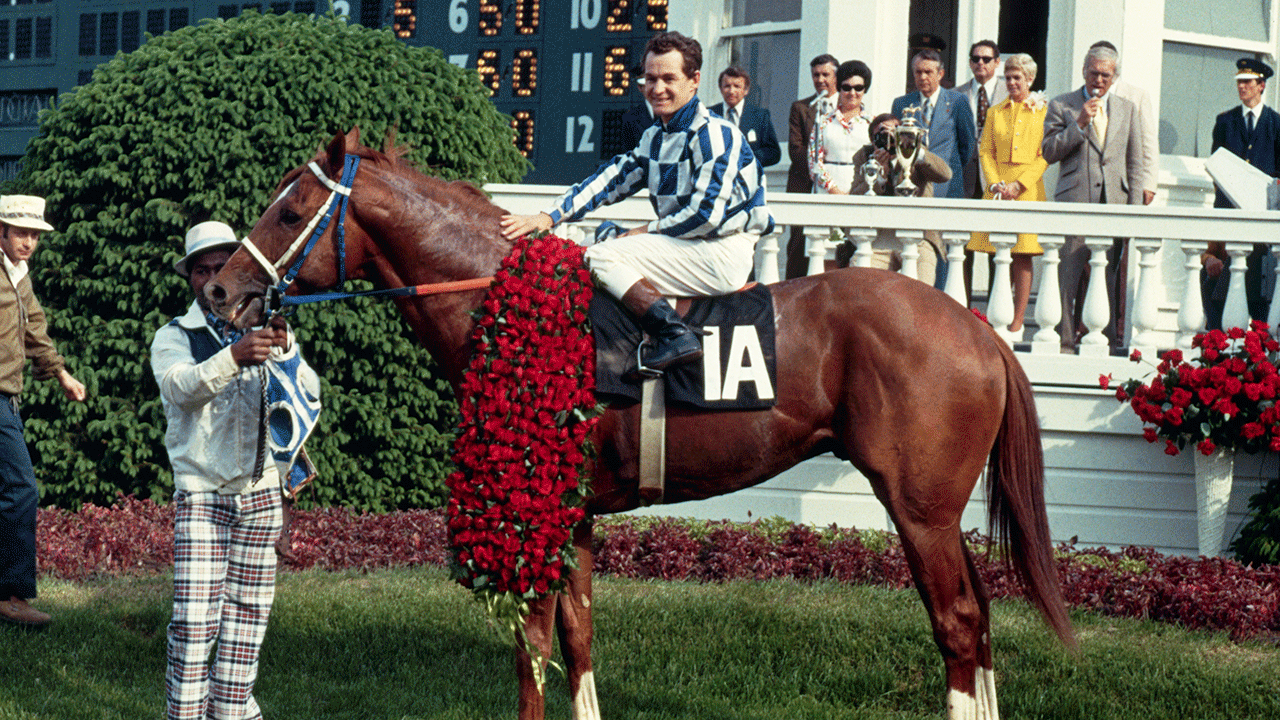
left=500, top=31, right=775, bottom=373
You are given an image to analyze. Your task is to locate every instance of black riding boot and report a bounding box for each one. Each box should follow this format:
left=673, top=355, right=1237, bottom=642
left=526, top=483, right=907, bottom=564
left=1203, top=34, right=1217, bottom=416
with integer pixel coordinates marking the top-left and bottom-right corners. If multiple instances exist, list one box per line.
left=621, top=279, right=703, bottom=372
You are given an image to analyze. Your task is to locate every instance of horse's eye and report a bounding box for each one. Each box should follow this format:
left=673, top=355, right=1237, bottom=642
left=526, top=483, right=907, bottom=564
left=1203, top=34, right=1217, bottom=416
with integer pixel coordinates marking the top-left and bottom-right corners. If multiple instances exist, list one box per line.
left=279, top=208, right=302, bottom=225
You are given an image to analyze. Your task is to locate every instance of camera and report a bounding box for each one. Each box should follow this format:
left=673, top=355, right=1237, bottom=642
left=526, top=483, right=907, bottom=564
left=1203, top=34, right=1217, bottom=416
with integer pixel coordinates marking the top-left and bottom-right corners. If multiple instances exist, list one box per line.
left=873, top=129, right=897, bottom=153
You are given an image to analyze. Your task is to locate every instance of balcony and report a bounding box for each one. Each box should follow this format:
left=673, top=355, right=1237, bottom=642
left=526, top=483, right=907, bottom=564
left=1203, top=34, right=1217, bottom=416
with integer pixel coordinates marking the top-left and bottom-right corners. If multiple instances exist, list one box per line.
left=486, top=184, right=1277, bottom=558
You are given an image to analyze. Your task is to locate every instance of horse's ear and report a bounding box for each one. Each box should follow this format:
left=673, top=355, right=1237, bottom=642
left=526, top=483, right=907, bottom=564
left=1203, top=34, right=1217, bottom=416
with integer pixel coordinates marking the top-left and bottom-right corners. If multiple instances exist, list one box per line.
left=346, top=126, right=361, bottom=149
left=324, top=131, right=347, bottom=179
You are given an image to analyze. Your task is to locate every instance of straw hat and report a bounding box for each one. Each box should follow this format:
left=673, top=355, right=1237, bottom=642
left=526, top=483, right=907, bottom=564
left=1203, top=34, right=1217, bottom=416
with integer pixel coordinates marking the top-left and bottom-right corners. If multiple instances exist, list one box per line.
left=0, top=195, right=54, bottom=232
left=174, top=221, right=240, bottom=277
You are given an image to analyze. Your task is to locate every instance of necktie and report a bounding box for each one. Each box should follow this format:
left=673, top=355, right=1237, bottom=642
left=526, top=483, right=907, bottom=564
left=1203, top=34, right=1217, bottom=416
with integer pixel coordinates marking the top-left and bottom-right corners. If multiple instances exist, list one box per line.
left=1094, top=99, right=1108, bottom=148
left=728, top=106, right=739, bottom=126
left=922, top=99, right=932, bottom=128
left=1247, top=110, right=1255, bottom=137
left=977, top=85, right=989, bottom=133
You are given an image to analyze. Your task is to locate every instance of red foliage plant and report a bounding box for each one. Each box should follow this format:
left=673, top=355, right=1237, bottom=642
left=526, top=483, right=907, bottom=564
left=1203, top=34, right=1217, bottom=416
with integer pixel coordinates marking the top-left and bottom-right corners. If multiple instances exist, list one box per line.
left=35, top=499, right=1280, bottom=641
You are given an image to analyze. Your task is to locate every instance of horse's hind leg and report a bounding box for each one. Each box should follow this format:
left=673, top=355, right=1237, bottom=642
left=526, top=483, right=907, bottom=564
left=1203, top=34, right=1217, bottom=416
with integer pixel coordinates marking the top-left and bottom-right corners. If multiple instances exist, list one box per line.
left=556, top=520, right=601, bottom=720
left=896, top=520, right=998, bottom=720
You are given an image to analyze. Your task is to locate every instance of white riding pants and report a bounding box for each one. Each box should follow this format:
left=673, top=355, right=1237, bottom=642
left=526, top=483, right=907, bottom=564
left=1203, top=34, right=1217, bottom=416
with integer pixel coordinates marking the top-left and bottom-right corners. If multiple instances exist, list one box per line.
left=585, top=231, right=759, bottom=299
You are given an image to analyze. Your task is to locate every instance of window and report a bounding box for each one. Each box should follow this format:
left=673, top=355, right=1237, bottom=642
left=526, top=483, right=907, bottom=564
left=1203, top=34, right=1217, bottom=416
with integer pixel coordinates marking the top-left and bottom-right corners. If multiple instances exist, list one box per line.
left=169, top=8, right=189, bottom=31
left=1158, top=2, right=1278, bottom=158
left=121, top=11, right=140, bottom=53
left=0, top=20, right=8, bottom=61
left=34, top=16, right=49, bottom=58
left=14, top=18, right=31, bottom=60
left=730, top=0, right=800, bottom=25
left=79, top=14, right=96, bottom=56
left=100, top=12, right=118, bottom=57
left=147, top=9, right=165, bottom=37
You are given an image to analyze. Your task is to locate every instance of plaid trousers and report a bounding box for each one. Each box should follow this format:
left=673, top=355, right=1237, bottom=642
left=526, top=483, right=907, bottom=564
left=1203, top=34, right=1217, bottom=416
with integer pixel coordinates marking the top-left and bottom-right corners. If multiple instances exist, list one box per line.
left=166, top=487, right=282, bottom=720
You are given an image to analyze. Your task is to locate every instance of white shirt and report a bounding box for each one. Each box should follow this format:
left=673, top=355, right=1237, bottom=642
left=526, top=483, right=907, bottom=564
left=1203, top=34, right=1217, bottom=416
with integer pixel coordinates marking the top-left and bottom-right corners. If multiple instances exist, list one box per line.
left=723, top=101, right=743, bottom=126
left=967, top=76, right=1001, bottom=128
left=1242, top=101, right=1266, bottom=126
left=920, top=87, right=943, bottom=125
left=1, top=253, right=27, bottom=286
left=151, top=301, right=318, bottom=494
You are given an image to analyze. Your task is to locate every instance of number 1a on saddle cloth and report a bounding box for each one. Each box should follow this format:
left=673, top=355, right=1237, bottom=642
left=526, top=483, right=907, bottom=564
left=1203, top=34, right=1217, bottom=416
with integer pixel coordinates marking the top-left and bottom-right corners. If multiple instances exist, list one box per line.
left=592, top=284, right=777, bottom=410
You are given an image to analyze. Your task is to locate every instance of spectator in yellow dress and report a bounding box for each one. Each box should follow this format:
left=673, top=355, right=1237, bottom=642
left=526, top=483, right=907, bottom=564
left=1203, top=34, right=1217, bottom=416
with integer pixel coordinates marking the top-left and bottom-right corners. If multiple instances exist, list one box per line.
left=966, top=53, right=1047, bottom=334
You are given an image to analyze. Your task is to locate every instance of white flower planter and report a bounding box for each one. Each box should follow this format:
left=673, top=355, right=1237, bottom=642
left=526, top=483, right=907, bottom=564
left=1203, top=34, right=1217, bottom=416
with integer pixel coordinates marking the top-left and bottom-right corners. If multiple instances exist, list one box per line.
left=1193, top=448, right=1234, bottom=556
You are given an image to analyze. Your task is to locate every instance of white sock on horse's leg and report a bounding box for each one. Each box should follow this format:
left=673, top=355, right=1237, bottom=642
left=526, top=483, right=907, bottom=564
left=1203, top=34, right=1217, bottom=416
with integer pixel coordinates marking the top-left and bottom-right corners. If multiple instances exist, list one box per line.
left=571, top=669, right=601, bottom=720
left=947, top=666, right=1000, bottom=720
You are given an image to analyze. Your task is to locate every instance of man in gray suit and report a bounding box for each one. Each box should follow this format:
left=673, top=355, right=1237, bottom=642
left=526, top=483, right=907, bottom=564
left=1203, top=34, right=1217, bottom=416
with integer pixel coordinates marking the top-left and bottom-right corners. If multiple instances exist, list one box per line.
left=1042, top=45, right=1144, bottom=351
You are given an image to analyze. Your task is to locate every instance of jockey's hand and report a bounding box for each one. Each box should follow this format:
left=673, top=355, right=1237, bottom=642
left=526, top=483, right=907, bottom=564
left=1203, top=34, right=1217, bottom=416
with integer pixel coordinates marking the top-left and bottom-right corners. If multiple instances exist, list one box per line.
left=499, top=212, right=553, bottom=241
left=620, top=224, right=650, bottom=237
left=231, top=324, right=289, bottom=367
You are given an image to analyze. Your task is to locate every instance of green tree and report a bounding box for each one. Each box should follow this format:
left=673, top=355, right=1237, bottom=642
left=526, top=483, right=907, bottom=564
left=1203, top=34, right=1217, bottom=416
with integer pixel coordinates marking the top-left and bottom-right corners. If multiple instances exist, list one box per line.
left=12, top=12, right=528, bottom=511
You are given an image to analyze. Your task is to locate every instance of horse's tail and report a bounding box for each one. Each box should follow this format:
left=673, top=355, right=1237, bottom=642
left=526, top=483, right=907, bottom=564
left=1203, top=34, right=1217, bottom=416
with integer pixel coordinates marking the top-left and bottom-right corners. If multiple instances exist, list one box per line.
left=987, top=337, right=1076, bottom=649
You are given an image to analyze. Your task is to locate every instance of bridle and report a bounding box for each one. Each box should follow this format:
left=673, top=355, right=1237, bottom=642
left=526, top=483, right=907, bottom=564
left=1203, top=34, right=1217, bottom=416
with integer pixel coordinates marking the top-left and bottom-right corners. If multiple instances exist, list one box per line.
left=236, top=154, right=492, bottom=319
left=240, top=155, right=361, bottom=315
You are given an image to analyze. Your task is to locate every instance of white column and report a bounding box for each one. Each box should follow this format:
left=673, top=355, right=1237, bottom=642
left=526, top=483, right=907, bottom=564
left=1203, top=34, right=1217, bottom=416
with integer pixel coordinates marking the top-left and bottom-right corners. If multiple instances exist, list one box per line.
left=898, top=231, right=920, bottom=280
left=851, top=230, right=874, bottom=268
left=1221, top=242, right=1252, bottom=331
left=806, top=228, right=829, bottom=276
left=942, top=232, right=969, bottom=306
left=800, top=0, right=908, bottom=104
left=1032, top=237, right=1065, bottom=355
left=1129, top=239, right=1162, bottom=357
left=1178, top=240, right=1207, bottom=349
left=756, top=230, right=781, bottom=284
left=986, top=234, right=1017, bottom=343
left=1079, top=237, right=1114, bottom=356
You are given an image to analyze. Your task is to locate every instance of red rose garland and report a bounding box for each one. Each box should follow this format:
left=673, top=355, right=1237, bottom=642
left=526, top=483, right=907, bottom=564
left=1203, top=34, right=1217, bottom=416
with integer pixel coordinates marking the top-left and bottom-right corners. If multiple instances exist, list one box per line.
left=446, top=233, right=599, bottom=633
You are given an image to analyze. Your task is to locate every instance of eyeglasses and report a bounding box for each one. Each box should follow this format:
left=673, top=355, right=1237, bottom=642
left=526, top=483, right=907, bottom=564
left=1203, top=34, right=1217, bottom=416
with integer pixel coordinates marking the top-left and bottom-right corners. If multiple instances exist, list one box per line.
left=970, top=55, right=996, bottom=64
left=840, top=83, right=866, bottom=92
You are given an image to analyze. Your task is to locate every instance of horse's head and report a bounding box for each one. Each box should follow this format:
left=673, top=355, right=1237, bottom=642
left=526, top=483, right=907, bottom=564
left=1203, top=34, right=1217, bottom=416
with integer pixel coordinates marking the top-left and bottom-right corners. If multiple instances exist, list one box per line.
left=208, top=128, right=363, bottom=328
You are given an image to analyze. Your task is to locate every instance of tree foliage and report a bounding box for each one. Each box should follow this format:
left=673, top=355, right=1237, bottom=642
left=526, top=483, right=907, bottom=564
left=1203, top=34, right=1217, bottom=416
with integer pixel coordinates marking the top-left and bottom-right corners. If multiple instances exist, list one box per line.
left=12, top=12, right=528, bottom=510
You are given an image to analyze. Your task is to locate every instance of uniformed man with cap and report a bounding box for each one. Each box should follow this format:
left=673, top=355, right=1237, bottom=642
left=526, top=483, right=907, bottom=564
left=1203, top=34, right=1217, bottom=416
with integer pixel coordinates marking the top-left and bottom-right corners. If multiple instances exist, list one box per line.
left=1202, top=58, right=1280, bottom=328
left=0, top=194, right=86, bottom=628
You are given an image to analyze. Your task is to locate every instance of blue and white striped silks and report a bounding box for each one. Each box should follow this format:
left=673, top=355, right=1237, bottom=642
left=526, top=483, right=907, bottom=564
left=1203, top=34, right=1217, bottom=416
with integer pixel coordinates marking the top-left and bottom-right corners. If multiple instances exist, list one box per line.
left=264, top=343, right=321, bottom=496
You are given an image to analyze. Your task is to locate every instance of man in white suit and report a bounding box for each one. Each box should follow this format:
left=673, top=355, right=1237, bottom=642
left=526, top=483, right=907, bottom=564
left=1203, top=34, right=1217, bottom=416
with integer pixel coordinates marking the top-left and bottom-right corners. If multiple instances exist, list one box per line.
left=956, top=39, right=1008, bottom=199
left=1042, top=45, right=1144, bottom=351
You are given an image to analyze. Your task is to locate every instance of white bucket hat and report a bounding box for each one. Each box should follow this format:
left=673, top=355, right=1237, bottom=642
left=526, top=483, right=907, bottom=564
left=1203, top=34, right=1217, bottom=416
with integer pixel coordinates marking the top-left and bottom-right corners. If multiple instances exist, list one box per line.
left=0, top=195, right=54, bottom=232
left=175, top=221, right=240, bottom=277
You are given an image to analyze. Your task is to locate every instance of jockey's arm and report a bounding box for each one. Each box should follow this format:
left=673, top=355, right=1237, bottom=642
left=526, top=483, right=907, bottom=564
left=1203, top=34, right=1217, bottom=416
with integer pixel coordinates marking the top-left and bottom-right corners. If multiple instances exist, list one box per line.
left=499, top=212, right=554, bottom=241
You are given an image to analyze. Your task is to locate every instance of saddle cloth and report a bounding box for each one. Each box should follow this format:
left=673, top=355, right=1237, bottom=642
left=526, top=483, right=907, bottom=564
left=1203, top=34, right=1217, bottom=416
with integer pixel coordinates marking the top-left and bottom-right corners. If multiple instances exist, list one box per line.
left=591, top=283, right=777, bottom=410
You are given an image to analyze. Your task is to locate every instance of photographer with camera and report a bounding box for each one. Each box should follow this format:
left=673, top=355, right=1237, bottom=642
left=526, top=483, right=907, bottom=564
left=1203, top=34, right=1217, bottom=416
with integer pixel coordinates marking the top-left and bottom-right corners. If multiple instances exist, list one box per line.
left=837, top=113, right=951, bottom=286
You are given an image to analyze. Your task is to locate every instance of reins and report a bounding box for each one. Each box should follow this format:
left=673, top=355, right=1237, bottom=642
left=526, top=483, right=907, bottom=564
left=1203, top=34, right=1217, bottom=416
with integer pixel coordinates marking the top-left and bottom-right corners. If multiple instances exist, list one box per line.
left=239, top=155, right=495, bottom=314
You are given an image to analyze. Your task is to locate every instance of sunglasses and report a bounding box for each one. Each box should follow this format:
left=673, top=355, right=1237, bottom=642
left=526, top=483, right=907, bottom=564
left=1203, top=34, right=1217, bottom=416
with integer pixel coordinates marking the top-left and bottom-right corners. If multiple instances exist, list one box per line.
left=840, top=82, right=866, bottom=92
left=970, top=56, right=996, bottom=64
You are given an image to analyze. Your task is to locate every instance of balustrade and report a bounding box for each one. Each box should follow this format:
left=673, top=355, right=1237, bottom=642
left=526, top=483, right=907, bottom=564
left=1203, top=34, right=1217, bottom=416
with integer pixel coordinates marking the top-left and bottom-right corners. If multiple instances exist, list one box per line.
left=486, top=185, right=1279, bottom=356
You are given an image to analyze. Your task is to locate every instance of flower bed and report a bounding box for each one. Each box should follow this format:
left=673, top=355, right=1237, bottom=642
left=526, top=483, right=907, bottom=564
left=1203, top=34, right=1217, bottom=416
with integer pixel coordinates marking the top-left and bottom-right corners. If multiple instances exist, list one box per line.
left=35, top=498, right=1280, bottom=642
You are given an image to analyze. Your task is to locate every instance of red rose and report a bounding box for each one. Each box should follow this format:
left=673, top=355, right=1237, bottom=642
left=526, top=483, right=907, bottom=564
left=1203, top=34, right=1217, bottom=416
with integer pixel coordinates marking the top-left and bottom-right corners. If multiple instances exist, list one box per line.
left=1197, top=439, right=1217, bottom=455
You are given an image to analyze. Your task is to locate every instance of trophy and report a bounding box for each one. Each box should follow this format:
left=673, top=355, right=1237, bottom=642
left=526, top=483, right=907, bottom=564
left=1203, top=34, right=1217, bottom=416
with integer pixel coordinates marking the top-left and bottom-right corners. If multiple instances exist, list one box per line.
left=894, top=105, right=927, bottom=196
left=861, top=157, right=883, bottom=195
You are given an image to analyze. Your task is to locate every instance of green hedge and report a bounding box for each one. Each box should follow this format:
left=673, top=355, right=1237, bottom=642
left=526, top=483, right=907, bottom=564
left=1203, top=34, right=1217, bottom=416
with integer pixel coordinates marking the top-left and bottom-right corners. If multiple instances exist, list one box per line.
left=11, top=12, right=528, bottom=511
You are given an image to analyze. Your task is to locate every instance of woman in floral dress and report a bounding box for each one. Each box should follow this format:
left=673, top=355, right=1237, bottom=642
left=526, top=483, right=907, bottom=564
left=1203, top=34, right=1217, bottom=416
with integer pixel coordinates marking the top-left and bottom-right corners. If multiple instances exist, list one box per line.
left=808, top=60, right=873, bottom=194
left=966, top=53, right=1047, bottom=333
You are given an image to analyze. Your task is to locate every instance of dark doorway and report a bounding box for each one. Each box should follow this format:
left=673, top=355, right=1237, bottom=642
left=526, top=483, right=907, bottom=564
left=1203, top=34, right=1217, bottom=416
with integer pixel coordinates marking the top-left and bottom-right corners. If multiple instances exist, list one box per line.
left=908, top=0, right=960, bottom=90
left=998, top=0, right=1051, bottom=91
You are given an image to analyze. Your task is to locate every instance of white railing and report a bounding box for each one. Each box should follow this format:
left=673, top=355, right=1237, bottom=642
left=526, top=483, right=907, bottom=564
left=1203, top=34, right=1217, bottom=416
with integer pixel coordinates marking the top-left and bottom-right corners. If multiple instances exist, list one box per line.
left=486, top=185, right=1280, bottom=358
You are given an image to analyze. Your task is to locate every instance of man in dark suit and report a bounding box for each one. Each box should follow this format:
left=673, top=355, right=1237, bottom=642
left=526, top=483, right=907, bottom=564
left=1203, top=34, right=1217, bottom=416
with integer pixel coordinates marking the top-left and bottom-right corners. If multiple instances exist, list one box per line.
left=784, top=53, right=839, bottom=279
left=1203, top=58, right=1280, bottom=328
left=709, top=66, right=781, bottom=168
left=955, top=40, right=1008, bottom=198
left=1042, top=45, right=1144, bottom=351
left=891, top=48, right=976, bottom=200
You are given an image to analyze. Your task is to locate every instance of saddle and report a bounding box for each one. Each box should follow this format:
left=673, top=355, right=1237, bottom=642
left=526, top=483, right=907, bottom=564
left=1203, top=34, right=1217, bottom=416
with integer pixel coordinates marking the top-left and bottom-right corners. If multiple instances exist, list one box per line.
left=591, top=283, right=777, bottom=410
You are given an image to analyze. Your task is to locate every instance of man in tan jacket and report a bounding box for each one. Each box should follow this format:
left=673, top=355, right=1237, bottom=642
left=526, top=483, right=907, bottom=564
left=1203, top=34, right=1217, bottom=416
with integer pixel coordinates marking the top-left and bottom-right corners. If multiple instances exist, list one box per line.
left=0, top=195, right=86, bottom=628
left=839, top=113, right=952, bottom=286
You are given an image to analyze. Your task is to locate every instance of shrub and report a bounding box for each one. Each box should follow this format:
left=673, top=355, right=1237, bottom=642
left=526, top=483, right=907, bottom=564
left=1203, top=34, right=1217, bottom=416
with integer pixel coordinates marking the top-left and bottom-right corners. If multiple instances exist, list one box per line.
left=35, top=501, right=1280, bottom=641
left=12, top=12, right=528, bottom=511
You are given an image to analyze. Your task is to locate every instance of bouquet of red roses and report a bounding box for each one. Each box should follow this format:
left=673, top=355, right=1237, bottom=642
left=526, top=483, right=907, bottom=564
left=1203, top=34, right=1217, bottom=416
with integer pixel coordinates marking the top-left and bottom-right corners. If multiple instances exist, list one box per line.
left=1103, top=322, right=1280, bottom=456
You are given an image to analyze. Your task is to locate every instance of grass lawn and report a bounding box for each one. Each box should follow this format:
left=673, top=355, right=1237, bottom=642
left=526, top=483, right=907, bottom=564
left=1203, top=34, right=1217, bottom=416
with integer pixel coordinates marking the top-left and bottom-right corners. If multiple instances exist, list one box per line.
left=0, top=566, right=1276, bottom=719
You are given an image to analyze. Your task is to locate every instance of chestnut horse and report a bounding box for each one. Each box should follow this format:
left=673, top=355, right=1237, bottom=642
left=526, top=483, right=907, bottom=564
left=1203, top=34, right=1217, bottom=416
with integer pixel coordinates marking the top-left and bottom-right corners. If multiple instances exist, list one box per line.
left=207, top=129, right=1073, bottom=720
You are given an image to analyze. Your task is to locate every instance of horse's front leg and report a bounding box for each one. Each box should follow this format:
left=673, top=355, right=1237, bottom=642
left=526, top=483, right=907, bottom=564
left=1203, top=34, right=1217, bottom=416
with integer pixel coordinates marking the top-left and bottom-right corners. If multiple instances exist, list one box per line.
left=557, top=520, right=600, bottom=720
left=516, top=594, right=557, bottom=720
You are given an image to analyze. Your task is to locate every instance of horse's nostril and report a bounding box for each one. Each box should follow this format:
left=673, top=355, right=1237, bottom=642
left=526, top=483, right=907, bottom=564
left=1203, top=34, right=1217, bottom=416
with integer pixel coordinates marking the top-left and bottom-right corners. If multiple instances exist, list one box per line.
left=209, top=284, right=226, bottom=302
